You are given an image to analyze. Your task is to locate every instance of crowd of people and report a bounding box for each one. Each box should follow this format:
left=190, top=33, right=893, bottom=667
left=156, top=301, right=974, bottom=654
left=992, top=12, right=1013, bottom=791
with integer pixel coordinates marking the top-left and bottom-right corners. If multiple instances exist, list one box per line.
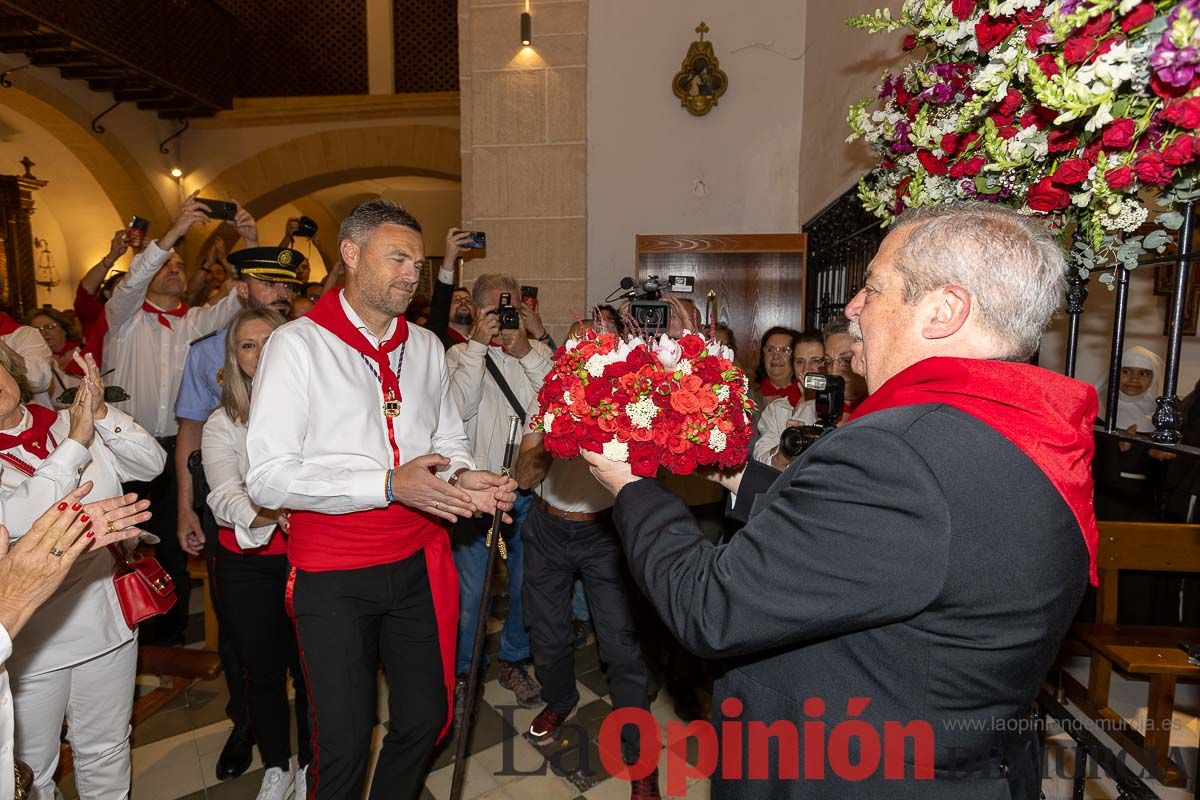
left=0, top=194, right=1184, bottom=800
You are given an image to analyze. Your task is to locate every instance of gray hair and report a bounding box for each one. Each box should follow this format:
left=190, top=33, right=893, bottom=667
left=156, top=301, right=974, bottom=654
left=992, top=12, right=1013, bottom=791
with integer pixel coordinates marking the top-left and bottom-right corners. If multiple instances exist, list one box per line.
left=471, top=273, right=519, bottom=307
left=889, top=202, right=1066, bottom=359
left=0, top=343, right=32, bottom=404
left=823, top=318, right=851, bottom=341
left=337, top=199, right=422, bottom=246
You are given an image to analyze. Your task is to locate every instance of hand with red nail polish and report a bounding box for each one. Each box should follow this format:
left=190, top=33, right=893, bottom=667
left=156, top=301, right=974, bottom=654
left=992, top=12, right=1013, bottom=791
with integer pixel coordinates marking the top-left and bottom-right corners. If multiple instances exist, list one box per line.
left=56, top=502, right=68, bottom=511
left=71, top=503, right=82, bottom=511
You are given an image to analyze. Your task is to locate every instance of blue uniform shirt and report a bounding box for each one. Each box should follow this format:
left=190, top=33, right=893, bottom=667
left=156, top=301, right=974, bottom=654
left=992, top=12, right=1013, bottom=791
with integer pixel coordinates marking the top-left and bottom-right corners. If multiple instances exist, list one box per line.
left=175, top=329, right=227, bottom=422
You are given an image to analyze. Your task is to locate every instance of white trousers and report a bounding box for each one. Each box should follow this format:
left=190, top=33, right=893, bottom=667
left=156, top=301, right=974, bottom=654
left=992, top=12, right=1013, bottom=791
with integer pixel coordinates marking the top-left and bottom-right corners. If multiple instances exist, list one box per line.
left=12, top=637, right=136, bottom=800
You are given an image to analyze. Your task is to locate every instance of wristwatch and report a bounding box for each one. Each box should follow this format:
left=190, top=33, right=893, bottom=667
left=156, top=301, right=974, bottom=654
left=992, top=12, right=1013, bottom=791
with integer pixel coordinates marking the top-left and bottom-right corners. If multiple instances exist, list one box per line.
left=448, top=467, right=469, bottom=487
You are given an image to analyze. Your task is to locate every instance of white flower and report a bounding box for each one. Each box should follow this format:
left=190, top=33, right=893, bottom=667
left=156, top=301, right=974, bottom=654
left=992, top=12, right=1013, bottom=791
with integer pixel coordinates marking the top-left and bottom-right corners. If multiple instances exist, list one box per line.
left=656, top=335, right=683, bottom=369
left=585, top=354, right=611, bottom=377
left=563, top=391, right=572, bottom=405
left=677, top=360, right=693, bottom=375
left=715, top=385, right=731, bottom=403
left=625, top=397, right=659, bottom=429
left=602, top=439, right=629, bottom=463
left=709, top=429, right=727, bottom=453
left=564, top=338, right=580, bottom=351
left=543, top=412, right=555, bottom=433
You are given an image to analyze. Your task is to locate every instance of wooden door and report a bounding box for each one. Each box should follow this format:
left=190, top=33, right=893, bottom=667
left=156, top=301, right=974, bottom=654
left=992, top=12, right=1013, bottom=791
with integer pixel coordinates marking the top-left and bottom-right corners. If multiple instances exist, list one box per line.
left=636, top=233, right=807, bottom=372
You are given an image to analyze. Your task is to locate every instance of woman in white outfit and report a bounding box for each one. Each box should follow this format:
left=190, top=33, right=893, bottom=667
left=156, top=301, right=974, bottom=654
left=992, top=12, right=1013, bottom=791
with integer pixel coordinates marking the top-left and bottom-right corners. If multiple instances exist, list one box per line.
left=0, top=344, right=165, bottom=800
left=203, top=308, right=309, bottom=800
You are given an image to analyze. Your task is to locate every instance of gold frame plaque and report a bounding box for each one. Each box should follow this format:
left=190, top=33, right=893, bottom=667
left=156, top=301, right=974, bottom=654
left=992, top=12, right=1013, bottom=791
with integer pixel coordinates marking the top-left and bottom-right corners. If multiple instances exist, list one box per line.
left=672, top=22, right=728, bottom=117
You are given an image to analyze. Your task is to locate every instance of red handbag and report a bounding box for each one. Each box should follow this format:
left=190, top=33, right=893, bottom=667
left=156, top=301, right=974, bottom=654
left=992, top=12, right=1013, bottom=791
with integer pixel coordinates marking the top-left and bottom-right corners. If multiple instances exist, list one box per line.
left=108, top=545, right=177, bottom=628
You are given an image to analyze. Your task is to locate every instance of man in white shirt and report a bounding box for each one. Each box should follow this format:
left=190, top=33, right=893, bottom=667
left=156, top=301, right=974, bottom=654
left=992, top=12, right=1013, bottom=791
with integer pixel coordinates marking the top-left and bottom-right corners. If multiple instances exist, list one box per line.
left=445, top=274, right=551, bottom=712
left=514, top=396, right=661, bottom=800
left=103, top=193, right=252, bottom=645
left=246, top=200, right=517, bottom=800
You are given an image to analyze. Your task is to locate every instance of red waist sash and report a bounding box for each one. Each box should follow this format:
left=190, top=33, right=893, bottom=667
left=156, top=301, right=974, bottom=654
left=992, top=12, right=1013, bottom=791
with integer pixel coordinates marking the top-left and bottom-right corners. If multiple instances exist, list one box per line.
left=217, top=525, right=287, bottom=556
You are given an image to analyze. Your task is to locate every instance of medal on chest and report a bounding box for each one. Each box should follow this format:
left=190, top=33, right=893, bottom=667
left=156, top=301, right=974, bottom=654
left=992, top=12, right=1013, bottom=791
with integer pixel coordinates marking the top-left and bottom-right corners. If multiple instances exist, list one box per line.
left=383, top=390, right=402, bottom=418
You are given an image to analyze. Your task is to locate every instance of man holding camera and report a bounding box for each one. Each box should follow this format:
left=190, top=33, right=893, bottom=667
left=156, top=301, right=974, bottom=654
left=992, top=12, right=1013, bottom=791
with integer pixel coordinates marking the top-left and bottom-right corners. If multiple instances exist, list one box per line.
left=445, top=274, right=552, bottom=713
left=104, top=192, right=254, bottom=645
left=583, top=203, right=1097, bottom=798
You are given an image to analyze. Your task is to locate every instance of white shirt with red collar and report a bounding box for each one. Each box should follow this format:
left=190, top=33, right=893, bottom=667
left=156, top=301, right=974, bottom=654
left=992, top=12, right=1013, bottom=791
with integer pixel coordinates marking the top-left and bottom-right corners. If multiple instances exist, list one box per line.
left=103, top=241, right=242, bottom=437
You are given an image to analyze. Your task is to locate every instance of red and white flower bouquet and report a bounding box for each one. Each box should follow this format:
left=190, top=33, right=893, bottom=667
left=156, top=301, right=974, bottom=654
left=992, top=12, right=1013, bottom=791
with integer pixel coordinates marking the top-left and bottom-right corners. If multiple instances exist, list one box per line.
left=531, top=329, right=756, bottom=477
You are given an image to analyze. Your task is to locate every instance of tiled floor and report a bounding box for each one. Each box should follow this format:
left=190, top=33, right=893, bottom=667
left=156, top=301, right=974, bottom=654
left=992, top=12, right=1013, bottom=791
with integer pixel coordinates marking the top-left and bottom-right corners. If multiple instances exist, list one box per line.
left=44, top=584, right=1200, bottom=799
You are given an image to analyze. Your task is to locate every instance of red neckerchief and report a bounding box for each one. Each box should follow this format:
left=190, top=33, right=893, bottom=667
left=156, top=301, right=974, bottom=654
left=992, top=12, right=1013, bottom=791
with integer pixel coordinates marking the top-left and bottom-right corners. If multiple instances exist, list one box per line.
left=0, top=313, right=22, bottom=336
left=762, top=379, right=802, bottom=407
left=0, top=404, right=61, bottom=460
left=447, top=327, right=468, bottom=345
left=141, top=300, right=189, bottom=329
left=306, top=289, right=410, bottom=464
left=850, top=356, right=1099, bottom=586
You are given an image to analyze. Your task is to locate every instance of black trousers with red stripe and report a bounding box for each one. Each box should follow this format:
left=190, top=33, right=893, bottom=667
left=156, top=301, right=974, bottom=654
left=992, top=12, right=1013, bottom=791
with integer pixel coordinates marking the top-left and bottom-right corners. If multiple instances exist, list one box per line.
left=213, top=546, right=311, bottom=771
left=289, top=552, right=446, bottom=800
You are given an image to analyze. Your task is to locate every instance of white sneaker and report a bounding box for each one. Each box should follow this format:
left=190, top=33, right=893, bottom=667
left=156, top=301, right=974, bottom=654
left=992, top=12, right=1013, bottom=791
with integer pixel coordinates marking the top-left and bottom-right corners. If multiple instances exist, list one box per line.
left=255, top=766, right=292, bottom=800
left=294, top=764, right=308, bottom=799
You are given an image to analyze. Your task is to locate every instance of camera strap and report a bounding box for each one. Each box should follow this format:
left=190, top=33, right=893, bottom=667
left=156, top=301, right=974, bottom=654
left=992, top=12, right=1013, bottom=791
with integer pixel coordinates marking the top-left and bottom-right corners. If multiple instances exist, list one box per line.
left=484, top=354, right=526, bottom=425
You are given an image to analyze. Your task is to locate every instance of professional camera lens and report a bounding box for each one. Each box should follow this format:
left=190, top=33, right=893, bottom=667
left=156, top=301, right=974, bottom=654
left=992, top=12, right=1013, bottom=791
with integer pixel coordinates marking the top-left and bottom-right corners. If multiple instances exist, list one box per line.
left=778, top=426, right=808, bottom=459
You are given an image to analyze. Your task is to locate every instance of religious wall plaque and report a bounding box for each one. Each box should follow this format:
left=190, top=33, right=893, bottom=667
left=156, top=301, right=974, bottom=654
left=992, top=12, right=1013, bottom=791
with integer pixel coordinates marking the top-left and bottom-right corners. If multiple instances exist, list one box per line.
left=672, top=22, right=728, bottom=117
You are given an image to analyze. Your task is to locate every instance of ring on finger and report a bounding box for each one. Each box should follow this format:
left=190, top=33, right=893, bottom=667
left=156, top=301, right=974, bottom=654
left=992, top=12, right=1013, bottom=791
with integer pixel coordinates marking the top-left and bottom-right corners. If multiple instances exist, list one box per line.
left=50, top=547, right=64, bottom=558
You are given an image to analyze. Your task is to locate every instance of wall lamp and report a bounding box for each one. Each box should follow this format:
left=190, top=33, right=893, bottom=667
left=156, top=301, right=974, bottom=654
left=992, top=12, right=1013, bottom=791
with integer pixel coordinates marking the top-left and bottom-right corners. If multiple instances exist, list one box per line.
left=521, top=3, right=532, bottom=46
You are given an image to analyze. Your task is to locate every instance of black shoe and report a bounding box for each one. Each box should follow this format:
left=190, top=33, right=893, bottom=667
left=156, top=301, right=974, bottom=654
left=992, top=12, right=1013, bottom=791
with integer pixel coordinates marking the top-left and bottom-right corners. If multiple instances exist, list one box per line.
left=215, top=721, right=254, bottom=780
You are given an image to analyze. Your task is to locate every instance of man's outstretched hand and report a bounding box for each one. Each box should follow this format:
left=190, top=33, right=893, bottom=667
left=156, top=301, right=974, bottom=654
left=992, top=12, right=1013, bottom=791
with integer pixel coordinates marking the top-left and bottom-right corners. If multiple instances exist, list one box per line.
left=457, top=470, right=518, bottom=524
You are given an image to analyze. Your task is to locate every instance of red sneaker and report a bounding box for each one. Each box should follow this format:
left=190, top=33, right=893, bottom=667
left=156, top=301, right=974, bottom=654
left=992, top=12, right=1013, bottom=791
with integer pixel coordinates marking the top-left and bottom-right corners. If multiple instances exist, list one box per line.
left=528, top=705, right=574, bottom=747
left=630, top=767, right=662, bottom=799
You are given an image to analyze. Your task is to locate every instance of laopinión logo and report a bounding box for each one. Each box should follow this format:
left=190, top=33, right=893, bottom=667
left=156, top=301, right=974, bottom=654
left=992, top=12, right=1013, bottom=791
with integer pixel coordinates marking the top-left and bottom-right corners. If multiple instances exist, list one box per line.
left=496, top=696, right=937, bottom=796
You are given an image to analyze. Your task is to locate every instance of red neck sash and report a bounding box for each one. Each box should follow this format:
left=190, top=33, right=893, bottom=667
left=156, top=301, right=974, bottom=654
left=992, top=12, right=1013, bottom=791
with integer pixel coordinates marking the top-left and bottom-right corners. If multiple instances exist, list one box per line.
left=851, top=357, right=1100, bottom=586
left=0, top=404, right=61, bottom=464
left=762, top=379, right=802, bottom=407
left=142, top=300, right=189, bottom=329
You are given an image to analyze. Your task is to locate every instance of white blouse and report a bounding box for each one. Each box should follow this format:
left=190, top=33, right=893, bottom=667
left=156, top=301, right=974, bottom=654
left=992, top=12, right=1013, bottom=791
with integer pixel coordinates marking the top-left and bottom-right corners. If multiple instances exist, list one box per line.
left=203, top=407, right=277, bottom=550
left=753, top=397, right=817, bottom=465
left=0, top=405, right=166, bottom=677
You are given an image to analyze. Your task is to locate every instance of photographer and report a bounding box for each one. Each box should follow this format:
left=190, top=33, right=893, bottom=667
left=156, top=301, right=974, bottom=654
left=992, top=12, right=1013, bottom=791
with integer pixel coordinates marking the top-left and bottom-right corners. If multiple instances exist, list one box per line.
left=445, top=274, right=552, bottom=714
left=823, top=317, right=868, bottom=413
left=753, top=330, right=823, bottom=468
left=582, top=202, right=1097, bottom=798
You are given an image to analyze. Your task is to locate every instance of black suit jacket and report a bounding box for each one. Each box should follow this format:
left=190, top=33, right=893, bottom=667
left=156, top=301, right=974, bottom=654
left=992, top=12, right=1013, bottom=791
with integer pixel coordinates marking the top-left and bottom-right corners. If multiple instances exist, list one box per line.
left=614, top=404, right=1088, bottom=798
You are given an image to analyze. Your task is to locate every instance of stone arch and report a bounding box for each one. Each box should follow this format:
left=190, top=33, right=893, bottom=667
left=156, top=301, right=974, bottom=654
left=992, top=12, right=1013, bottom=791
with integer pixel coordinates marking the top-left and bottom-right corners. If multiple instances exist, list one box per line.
left=1, top=77, right=170, bottom=226
left=193, top=125, right=461, bottom=259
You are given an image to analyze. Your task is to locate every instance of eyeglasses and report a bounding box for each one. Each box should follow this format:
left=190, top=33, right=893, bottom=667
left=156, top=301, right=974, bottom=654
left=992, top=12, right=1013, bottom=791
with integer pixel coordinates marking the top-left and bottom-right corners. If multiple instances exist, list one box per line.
left=822, top=356, right=854, bottom=368
left=764, top=346, right=793, bottom=355
left=794, top=357, right=826, bottom=368
left=34, top=322, right=60, bottom=333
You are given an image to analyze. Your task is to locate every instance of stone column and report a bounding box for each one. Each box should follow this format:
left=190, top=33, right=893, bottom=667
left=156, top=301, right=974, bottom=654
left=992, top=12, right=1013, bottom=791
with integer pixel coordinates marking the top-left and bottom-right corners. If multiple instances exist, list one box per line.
left=459, top=0, right=587, bottom=341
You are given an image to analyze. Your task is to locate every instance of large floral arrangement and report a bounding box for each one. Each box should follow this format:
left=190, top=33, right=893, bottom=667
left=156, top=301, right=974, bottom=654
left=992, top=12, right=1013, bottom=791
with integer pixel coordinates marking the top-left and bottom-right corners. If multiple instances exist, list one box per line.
left=848, top=0, right=1200, bottom=280
left=531, top=329, right=755, bottom=477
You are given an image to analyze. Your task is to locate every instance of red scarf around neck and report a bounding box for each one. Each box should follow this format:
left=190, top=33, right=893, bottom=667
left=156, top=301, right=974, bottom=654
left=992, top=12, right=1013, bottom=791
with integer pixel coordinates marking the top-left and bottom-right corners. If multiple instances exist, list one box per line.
left=762, top=379, right=802, bottom=407
left=0, top=313, right=22, bottom=336
left=0, top=403, right=61, bottom=460
left=850, top=357, right=1099, bottom=585
left=142, top=300, right=189, bottom=329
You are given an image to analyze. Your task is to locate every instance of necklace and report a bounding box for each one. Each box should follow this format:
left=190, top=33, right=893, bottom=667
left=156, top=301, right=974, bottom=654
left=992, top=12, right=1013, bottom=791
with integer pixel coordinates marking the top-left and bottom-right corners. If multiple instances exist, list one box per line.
left=357, top=342, right=407, bottom=418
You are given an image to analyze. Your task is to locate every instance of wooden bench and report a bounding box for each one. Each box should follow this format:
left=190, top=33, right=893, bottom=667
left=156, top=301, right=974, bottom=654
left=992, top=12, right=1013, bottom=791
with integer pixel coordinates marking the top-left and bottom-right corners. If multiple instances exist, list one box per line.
left=1062, top=521, right=1200, bottom=787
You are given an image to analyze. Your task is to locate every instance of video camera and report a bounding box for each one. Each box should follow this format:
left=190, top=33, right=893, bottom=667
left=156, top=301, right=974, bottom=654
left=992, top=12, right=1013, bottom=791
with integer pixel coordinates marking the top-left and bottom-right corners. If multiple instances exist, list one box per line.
left=778, top=373, right=846, bottom=460
left=611, top=276, right=670, bottom=335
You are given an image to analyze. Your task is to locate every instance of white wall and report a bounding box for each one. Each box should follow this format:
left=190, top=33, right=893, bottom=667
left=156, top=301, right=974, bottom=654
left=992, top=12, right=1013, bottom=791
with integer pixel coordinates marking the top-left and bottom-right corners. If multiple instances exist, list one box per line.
left=586, top=0, right=806, bottom=305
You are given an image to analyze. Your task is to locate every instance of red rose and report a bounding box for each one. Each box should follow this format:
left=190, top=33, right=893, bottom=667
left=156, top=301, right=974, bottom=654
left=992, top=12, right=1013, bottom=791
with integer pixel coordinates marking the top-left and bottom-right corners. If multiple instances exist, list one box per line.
left=1035, top=54, right=1059, bottom=77
left=951, top=0, right=976, bottom=21
left=1053, top=158, right=1091, bottom=185
left=1025, top=21, right=1051, bottom=51
left=1026, top=177, right=1071, bottom=211
left=583, top=380, right=609, bottom=407
left=917, top=150, right=948, bottom=175
left=678, top=335, right=703, bottom=359
left=996, top=88, right=1022, bottom=118
left=602, top=360, right=633, bottom=379
left=628, top=443, right=660, bottom=478
left=1134, top=150, right=1174, bottom=185
left=1152, top=73, right=1193, bottom=100
left=948, top=156, right=985, bottom=178
left=997, top=125, right=1018, bottom=140
left=1164, top=135, right=1197, bottom=167
left=941, top=133, right=962, bottom=156
left=1092, top=35, right=1121, bottom=63
left=1120, top=2, right=1155, bottom=33
left=1104, top=165, right=1134, bottom=190
left=1064, top=35, right=1095, bottom=65
left=1016, top=4, right=1044, bottom=25
left=903, top=34, right=918, bottom=51
left=1019, top=105, right=1055, bottom=130
left=1046, top=128, right=1077, bottom=153
left=1080, top=11, right=1113, bottom=37
left=960, top=132, right=980, bottom=151
left=1162, top=97, right=1200, bottom=131
left=1102, top=117, right=1136, bottom=148
left=895, top=86, right=912, bottom=106
left=975, top=14, right=1019, bottom=53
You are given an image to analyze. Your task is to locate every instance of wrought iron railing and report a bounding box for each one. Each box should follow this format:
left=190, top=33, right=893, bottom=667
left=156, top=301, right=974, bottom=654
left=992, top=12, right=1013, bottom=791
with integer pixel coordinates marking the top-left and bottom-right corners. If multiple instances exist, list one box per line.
left=802, top=185, right=885, bottom=330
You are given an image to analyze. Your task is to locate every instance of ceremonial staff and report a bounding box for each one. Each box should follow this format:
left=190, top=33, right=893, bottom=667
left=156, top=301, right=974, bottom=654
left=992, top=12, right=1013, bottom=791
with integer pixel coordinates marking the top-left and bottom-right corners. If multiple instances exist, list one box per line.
left=449, top=415, right=521, bottom=800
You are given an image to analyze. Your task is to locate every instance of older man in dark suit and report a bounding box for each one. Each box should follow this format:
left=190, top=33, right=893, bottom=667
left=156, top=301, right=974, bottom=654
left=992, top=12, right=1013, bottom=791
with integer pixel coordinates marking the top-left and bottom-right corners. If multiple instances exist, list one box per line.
left=584, top=201, right=1098, bottom=799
